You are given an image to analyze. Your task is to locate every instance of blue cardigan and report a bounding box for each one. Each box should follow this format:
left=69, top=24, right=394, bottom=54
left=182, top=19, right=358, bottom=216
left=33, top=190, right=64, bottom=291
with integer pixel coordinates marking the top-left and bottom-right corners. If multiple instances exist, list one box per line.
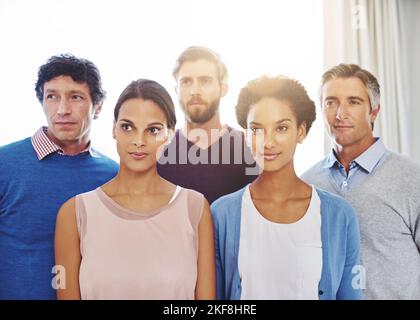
left=210, top=186, right=363, bottom=300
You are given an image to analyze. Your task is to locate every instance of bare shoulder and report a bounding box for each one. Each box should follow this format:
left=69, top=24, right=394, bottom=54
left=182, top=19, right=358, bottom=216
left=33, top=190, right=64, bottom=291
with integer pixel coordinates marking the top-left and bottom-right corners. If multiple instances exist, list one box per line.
left=57, top=196, right=77, bottom=225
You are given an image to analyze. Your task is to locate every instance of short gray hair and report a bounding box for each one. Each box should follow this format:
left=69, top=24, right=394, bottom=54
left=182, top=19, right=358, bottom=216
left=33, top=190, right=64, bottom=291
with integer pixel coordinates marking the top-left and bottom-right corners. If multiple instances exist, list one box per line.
left=320, top=63, right=380, bottom=112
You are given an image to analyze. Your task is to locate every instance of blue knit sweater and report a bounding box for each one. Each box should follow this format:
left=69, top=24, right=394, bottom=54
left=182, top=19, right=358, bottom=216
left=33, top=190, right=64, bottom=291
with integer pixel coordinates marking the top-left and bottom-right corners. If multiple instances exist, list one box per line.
left=211, top=186, right=363, bottom=300
left=0, top=138, right=118, bottom=299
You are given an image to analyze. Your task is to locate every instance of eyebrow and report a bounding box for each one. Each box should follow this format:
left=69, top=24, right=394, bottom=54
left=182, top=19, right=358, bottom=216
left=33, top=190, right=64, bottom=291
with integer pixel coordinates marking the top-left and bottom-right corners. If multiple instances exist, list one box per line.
left=347, top=96, right=365, bottom=101
left=147, top=122, right=165, bottom=127
left=249, top=119, right=292, bottom=125
left=119, top=119, right=135, bottom=125
left=179, top=75, right=214, bottom=81
left=118, top=119, right=165, bottom=127
left=324, top=96, right=338, bottom=101
left=44, top=89, right=86, bottom=95
left=324, top=96, right=365, bottom=101
left=179, top=76, right=191, bottom=82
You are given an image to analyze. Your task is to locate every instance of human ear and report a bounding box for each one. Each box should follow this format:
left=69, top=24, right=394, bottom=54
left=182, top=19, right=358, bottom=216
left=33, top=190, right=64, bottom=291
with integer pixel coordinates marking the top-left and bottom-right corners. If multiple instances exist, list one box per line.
left=221, top=83, right=228, bottom=98
left=93, top=104, right=102, bottom=120
left=112, top=121, right=116, bottom=139
left=297, top=122, right=307, bottom=144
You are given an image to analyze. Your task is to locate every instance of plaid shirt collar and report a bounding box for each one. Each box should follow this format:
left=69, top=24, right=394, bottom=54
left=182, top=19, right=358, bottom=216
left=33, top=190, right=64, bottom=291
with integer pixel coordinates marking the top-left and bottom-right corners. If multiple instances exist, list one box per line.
left=31, top=126, right=98, bottom=160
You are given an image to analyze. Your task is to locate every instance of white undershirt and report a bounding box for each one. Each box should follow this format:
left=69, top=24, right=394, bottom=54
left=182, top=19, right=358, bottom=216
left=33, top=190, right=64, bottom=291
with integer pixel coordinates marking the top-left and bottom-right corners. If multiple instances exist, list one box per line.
left=238, top=185, right=322, bottom=300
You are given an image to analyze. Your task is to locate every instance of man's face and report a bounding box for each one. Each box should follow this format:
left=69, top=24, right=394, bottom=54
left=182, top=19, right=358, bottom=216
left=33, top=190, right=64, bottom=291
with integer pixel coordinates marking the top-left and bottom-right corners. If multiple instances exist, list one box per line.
left=176, top=59, right=227, bottom=124
left=42, top=75, right=101, bottom=147
left=322, top=77, right=379, bottom=150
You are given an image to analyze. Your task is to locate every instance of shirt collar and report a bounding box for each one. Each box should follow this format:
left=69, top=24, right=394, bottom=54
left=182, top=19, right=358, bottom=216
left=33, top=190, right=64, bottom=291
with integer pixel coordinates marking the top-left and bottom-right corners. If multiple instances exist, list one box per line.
left=323, top=138, right=387, bottom=173
left=353, top=138, right=387, bottom=173
left=31, top=126, right=98, bottom=160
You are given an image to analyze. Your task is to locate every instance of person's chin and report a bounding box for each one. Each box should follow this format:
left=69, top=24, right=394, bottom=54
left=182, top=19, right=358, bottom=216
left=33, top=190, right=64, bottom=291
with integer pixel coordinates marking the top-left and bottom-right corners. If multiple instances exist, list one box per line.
left=256, top=160, right=281, bottom=172
left=52, top=131, right=78, bottom=142
left=333, top=134, right=355, bottom=147
left=126, top=161, right=154, bottom=173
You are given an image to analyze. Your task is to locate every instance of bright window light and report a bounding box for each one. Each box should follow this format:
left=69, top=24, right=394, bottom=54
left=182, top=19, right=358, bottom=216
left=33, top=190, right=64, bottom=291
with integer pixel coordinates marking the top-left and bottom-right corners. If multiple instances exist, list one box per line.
left=0, top=0, right=324, bottom=175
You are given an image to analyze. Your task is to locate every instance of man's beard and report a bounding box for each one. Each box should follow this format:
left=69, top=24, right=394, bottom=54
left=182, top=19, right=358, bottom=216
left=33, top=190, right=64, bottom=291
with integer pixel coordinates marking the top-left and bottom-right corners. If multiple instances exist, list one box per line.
left=181, top=97, right=221, bottom=124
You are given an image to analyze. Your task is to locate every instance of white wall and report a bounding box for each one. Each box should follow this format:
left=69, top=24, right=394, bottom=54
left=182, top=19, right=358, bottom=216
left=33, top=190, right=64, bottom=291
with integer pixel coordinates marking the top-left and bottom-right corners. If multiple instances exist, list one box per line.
left=0, top=0, right=324, bottom=174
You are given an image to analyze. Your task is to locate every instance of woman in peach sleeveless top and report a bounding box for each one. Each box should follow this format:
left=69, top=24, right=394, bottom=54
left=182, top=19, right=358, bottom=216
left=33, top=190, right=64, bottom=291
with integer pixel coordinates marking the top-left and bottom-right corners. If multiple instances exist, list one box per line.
left=54, top=79, right=215, bottom=299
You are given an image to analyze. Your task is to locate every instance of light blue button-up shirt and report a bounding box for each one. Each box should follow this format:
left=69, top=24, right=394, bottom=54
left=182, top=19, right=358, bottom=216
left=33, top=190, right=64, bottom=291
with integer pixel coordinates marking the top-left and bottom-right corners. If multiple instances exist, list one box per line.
left=324, top=138, right=389, bottom=192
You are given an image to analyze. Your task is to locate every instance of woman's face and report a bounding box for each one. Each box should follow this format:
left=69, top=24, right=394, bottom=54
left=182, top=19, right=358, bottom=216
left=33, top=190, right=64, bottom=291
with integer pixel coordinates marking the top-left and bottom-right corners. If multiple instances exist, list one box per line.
left=246, top=97, right=306, bottom=172
left=113, top=98, right=172, bottom=173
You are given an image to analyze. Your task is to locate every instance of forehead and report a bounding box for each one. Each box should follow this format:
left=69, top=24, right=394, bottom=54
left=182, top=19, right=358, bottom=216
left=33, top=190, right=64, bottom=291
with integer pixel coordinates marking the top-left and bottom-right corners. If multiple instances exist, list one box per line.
left=322, top=77, right=369, bottom=99
left=118, top=98, right=167, bottom=123
left=43, top=75, right=90, bottom=93
left=177, top=59, right=218, bottom=79
left=247, top=97, right=296, bottom=123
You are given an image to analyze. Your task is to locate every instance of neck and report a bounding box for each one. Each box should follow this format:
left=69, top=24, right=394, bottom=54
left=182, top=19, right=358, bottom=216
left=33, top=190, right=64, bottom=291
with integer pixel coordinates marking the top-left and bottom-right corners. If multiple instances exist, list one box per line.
left=183, top=112, right=225, bottom=148
left=113, top=164, right=163, bottom=195
left=46, top=129, right=90, bottom=155
left=334, top=136, right=376, bottom=171
left=252, top=160, right=301, bottom=198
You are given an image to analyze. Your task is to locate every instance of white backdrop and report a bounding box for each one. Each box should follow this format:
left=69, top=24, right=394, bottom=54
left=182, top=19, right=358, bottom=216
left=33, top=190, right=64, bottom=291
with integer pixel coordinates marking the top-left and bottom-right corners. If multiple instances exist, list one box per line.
left=0, top=0, right=324, bottom=174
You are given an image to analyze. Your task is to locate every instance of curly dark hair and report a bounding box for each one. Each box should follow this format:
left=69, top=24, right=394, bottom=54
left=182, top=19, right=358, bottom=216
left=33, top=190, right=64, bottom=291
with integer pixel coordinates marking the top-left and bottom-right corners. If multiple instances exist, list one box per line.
left=235, top=75, right=316, bottom=134
left=114, top=79, right=176, bottom=129
left=35, top=53, right=106, bottom=106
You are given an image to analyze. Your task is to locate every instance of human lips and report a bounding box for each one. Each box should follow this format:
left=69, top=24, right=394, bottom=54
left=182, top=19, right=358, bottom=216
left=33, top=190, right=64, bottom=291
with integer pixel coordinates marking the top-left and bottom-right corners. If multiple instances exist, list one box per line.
left=188, top=99, right=207, bottom=107
left=129, top=152, right=149, bottom=160
left=333, top=123, right=353, bottom=129
left=261, top=153, right=280, bottom=161
left=54, top=121, right=77, bottom=128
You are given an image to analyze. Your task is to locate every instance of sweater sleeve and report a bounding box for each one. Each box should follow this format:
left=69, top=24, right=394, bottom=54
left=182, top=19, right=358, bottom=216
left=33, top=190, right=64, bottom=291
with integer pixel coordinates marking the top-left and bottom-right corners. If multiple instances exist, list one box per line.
left=337, top=205, right=364, bottom=300
left=210, top=204, right=225, bottom=300
left=413, top=203, right=420, bottom=252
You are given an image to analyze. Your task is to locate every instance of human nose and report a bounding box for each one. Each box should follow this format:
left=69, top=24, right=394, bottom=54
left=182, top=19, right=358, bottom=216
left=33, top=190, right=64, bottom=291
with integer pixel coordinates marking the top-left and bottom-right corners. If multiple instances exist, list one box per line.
left=190, top=80, right=202, bottom=96
left=132, top=131, right=147, bottom=148
left=335, top=104, right=346, bottom=121
left=57, top=98, right=72, bottom=116
left=263, top=130, right=275, bottom=149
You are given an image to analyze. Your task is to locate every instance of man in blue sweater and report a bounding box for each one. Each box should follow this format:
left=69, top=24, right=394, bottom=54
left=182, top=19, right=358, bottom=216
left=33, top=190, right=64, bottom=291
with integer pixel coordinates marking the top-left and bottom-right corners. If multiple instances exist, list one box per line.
left=302, top=64, right=420, bottom=299
left=0, top=54, right=119, bottom=299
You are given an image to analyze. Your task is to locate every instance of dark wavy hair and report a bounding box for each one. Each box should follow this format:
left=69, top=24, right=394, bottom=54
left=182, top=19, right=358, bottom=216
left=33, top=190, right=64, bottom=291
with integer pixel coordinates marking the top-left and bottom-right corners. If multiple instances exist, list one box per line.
left=114, top=79, right=176, bottom=129
left=235, top=75, right=316, bottom=134
left=35, top=53, right=106, bottom=106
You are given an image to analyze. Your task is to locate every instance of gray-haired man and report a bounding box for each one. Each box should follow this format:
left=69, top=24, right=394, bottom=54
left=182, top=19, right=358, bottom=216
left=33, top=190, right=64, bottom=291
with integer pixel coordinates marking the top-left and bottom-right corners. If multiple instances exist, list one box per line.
left=302, top=63, right=420, bottom=299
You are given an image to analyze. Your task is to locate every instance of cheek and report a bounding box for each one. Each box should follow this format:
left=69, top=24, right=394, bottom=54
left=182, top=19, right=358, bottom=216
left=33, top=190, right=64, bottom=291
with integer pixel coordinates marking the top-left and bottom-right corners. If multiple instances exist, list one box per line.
left=115, top=138, right=125, bottom=156
left=251, top=134, right=264, bottom=153
left=324, top=112, right=334, bottom=123
left=43, top=105, right=55, bottom=117
left=115, top=133, right=130, bottom=152
left=151, top=135, right=167, bottom=151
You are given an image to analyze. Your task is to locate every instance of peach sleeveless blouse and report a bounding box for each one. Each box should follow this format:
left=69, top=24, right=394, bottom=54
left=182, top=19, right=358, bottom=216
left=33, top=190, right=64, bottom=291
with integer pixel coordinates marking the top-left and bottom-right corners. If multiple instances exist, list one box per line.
left=75, top=186, right=204, bottom=300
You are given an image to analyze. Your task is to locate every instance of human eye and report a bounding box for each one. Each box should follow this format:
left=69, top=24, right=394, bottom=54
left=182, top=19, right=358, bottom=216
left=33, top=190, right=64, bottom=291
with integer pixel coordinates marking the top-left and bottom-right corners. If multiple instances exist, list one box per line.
left=349, top=99, right=360, bottom=105
left=324, top=100, right=337, bottom=108
left=72, top=95, right=84, bottom=101
left=120, top=123, right=133, bottom=131
left=277, top=125, right=288, bottom=132
left=200, top=77, right=212, bottom=85
left=250, top=127, right=264, bottom=135
left=148, top=127, right=162, bottom=135
left=45, top=93, right=57, bottom=100
left=180, top=78, right=192, bottom=86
